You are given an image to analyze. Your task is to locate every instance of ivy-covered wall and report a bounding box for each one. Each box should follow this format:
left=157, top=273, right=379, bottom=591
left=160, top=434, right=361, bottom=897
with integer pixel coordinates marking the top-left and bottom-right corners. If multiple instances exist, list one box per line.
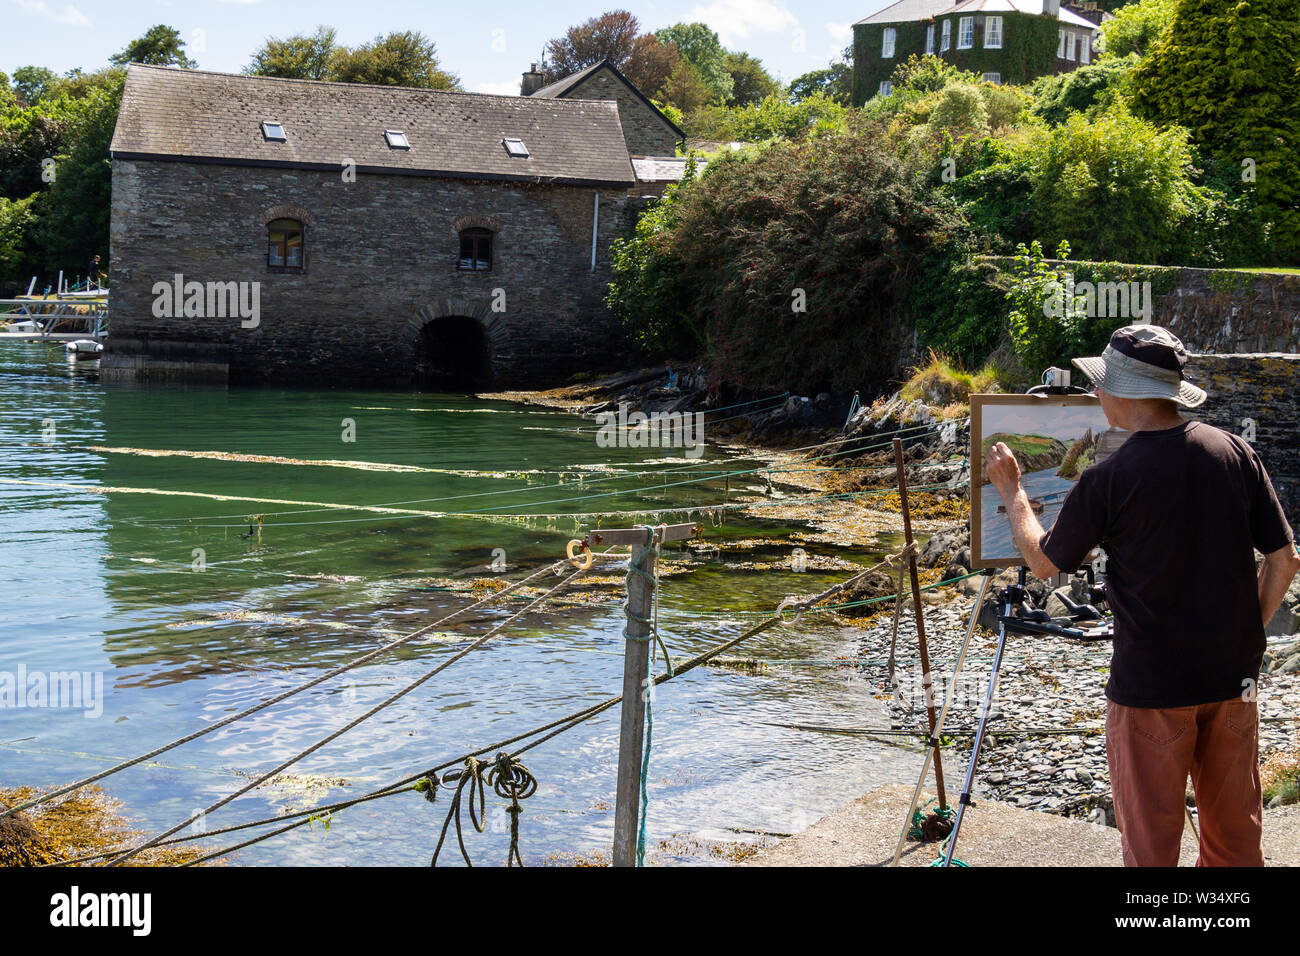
left=853, top=13, right=1080, bottom=106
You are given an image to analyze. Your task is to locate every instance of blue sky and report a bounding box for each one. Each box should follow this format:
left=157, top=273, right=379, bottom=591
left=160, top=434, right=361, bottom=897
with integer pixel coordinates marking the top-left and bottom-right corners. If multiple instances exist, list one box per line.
left=4, top=0, right=892, bottom=94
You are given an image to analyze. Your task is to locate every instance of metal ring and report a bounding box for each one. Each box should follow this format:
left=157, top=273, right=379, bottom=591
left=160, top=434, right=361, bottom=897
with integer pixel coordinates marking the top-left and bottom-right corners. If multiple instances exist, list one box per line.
left=565, top=539, right=594, bottom=571
left=776, top=597, right=804, bottom=626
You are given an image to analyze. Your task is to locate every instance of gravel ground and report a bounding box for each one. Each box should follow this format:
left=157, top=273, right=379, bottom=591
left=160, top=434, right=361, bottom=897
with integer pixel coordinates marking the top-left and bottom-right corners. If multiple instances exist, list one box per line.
left=842, top=593, right=1300, bottom=825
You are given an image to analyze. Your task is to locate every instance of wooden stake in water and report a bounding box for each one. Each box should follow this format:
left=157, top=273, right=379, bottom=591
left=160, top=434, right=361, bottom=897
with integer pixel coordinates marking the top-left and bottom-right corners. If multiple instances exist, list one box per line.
left=587, top=523, right=696, bottom=867
left=893, top=438, right=948, bottom=810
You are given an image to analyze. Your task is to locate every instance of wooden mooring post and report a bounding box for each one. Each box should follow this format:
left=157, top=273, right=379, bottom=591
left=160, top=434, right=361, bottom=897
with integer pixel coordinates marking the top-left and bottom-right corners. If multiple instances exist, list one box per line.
left=585, top=522, right=697, bottom=867
left=892, top=438, right=948, bottom=811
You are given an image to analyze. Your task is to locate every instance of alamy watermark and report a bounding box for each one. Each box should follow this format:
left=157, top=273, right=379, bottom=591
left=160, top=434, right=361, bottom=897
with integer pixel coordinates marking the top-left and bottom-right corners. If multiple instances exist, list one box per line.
left=1, top=664, right=104, bottom=718
left=151, top=273, right=260, bottom=328
left=1042, top=272, right=1152, bottom=322
left=595, top=403, right=705, bottom=459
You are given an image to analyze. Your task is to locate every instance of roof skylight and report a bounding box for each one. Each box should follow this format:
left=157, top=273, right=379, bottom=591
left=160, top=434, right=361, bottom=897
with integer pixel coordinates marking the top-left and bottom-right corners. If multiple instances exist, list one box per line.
left=261, top=121, right=286, bottom=141
left=385, top=129, right=410, bottom=149
left=503, top=137, right=529, bottom=158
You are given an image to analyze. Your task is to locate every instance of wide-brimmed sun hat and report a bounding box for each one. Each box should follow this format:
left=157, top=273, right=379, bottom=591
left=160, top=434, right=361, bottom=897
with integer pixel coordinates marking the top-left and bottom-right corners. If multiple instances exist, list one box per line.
left=1072, top=325, right=1207, bottom=408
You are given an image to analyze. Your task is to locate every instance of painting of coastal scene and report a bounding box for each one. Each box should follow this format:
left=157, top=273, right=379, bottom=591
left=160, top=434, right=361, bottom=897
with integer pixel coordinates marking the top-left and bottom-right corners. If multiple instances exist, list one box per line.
left=970, top=395, right=1126, bottom=568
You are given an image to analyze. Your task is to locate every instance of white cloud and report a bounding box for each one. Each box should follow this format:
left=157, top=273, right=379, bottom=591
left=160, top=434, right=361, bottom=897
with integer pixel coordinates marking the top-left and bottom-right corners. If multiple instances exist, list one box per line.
left=687, top=0, right=799, bottom=46
left=825, top=20, right=853, bottom=57
left=13, top=0, right=90, bottom=26
left=474, top=80, right=522, bottom=97
left=826, top=20, right=853, bottom=45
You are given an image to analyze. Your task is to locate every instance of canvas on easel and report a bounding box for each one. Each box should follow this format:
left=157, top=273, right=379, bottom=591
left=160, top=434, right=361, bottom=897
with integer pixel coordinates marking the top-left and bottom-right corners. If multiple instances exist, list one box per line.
left=970, top=394, right=1126, bottom=569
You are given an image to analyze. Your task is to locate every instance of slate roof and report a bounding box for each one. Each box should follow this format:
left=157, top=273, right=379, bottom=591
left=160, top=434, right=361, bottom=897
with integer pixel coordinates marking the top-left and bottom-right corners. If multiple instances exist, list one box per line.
left=110, top=64, right=636, bottom=187
left=857, top=0, right=1097, bottom=26
left=856, top=0, right=960, bottom=25
left=530, top=61, right=605, bottom=99
left=631, top=156, right=706, bottom=182
left=949, top=0, right=1099, bottom=28
left=530, top=60, right=686, bottom=142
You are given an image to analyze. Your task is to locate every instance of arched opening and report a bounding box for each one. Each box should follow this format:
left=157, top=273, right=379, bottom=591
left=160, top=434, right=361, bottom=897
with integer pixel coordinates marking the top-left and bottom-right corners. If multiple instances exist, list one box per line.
left=416, top=316, right=492, bottom=392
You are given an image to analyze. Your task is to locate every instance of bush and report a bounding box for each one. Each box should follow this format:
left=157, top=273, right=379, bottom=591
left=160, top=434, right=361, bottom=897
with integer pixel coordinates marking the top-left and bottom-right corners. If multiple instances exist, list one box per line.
left=606, top=162, right=702, bottom=357
left=911, top=252, right=1011, bottom=367
left=1017, top=108, right=1201, bottom=263
left=1004, top=240, right=1134, bottom=372
left=926, top=83, right=989, bottom=137
left=1028, top=55, right=1138, bottom=126
left=1099, top=0, right=1177, bottom=58
left=611, top=115, right=970, bottom=395
left=684, top=91, right=845, bottom=143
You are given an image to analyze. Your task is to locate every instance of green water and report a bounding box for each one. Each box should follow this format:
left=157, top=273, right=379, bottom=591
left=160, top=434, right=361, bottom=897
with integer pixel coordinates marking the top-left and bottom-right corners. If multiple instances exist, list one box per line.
left=0, top=344, right=920, bottom=865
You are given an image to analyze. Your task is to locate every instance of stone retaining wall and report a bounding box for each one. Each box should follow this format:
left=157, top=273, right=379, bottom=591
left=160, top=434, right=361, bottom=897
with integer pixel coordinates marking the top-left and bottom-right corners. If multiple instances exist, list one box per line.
left=1186, top=353, right=1300, bottom=528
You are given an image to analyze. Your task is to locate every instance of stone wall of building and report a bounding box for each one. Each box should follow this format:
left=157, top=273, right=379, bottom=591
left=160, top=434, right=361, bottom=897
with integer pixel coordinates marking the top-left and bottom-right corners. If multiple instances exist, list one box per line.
left=1186, top=353, right=1300, bottom=527
left=566, top=70, right=680, bottom=156
left=105, top=159, right=632, bottom=387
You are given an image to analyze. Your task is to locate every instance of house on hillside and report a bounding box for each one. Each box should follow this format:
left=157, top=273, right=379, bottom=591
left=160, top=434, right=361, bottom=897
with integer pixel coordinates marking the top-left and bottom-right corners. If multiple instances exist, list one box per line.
left=105, top=63, right=646, bottom=388
left=852, top=0, right=1109, bottom=105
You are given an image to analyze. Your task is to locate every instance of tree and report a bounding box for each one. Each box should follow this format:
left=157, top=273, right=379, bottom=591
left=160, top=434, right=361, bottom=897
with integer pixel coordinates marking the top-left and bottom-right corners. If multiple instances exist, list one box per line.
left=11, top=66, right=59, bottom=105
left=0, top=195, right=37, bottom=282
left=544, top=10, right=641, bottom=77
left=246, top=26, right=338, bottom=80
left=623, top=34, right=680, bottom=97
left=724, top=52, right=779, bottom=106
left=331, top=31, right=460, bottom=89
left=656, top=23, right=732, bottom=103
left=1132, top=0, right=1300, bottom=257
left=788, top=64, right=852, bottom=104
left=110, top=25, right=196, bottom=68
left=1099, top=0, right=1177, bottom=58
left=657, top=59, right=713, bottom=113
left=31, top=72, right=124, bottom=277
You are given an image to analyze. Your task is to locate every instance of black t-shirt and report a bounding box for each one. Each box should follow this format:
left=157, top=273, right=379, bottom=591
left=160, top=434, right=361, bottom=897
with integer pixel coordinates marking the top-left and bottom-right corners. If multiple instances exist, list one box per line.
left=1040, top=420, right=1294, bottom=708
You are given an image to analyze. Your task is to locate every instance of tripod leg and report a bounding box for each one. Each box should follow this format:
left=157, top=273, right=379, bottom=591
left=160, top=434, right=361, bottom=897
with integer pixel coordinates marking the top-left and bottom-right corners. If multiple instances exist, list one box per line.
left=942, top=612, right=1011, bottom=867
left=891, top=572, right=991, bottom=866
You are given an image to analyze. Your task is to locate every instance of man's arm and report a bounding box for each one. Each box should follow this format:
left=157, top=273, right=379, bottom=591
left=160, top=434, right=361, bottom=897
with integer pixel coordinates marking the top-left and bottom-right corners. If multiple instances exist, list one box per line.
left=1258, top=541, right=1300, bottom=628
left=985, top=441, right=1061, bottom=580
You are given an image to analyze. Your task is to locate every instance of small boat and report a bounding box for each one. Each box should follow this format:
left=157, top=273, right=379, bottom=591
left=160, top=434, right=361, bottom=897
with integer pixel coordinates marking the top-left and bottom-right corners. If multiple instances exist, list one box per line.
left=65, top=339, right=104, bottom=359
left=997, top=497, right=1045, bottom=515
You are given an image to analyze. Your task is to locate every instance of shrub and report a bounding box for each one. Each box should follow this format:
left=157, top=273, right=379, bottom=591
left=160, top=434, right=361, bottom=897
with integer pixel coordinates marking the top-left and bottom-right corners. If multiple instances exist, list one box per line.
left=612, top=115, right=970, bottom=395
left=926, top=83, right=990, bottom=137
left=1028, top=55, right=1138, bottom=126
left=1099, top=0, right=1177, bottom=58
left=1018, top=108, right=1201, bottom=263
left=1004, top=240, right=1134, bottom=372
left=1131, top=0, right=1300, bottom=260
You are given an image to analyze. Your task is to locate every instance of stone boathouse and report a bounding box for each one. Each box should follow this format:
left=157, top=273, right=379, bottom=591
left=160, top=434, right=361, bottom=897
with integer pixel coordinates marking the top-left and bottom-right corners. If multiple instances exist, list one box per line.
left=105, top=63, right=660, bottom=388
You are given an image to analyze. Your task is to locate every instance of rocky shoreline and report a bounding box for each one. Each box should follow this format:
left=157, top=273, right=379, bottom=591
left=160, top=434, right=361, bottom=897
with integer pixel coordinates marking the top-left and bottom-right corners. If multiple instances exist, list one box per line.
left=847, top=584, right=1300, bottom=829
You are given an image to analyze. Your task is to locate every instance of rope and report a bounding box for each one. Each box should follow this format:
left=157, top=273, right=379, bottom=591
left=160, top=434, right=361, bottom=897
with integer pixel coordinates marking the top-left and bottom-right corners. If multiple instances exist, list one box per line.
left=172, top=613, right=790, bottom=867
left=114, top=424, right=945, bottom=529
left=0, top=553, right=603, bottom=822
left=52, top=544, right=920, bottom=866
left=111, top=421, right=939, bottom=525
left=101, top=560, right=595, bottom=866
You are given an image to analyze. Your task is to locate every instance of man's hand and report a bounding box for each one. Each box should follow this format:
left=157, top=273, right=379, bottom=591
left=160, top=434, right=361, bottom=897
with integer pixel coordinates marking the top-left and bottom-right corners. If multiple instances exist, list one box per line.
left=985, top=441, right=1023, bottom=498
left=1259, top=542, right=1300, bottom=629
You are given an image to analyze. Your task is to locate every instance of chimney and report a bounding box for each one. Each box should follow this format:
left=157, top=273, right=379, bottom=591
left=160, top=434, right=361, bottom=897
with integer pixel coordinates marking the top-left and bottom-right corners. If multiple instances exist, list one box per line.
left=521, top=63, right=545, bottom=96
left=1044, top=0, right=1061, bottom=16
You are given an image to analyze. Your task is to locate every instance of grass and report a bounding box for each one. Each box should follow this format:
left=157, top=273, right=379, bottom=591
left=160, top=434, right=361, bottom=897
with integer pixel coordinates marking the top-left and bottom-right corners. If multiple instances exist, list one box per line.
left=1262, top=749, right=1300, bottom=807
left=899, top=350, right=1006, bottom=409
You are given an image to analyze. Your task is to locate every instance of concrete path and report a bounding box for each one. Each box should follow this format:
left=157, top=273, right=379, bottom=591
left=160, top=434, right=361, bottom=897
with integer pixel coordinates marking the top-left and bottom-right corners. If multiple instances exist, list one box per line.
left=746, top=784, right=1300, bottom=867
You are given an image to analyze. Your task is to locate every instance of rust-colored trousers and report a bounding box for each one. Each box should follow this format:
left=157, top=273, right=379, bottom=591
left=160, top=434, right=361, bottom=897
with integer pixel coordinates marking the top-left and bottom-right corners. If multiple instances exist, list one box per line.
left=1105, top=697, right=1264, bottom=866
